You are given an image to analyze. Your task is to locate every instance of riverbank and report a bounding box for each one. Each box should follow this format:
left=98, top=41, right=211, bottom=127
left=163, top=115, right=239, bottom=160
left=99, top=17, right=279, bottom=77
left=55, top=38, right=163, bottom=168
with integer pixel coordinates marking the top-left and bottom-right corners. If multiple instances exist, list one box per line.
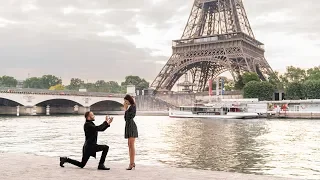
left=267, top=111, right=320, bottom=119
left=102, top=110, right=168, bottom=116
left=0, top=111, right=169, bottom=117
left=0, top=153, right=300, bottom=180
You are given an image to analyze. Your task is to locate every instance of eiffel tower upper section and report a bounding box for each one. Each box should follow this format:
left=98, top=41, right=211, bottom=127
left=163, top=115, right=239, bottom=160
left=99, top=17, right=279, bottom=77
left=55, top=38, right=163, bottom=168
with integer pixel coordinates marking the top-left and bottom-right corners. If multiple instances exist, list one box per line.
left=182, top=0, right=255, bottom=39
left=151, top=0, right=274, bottom=92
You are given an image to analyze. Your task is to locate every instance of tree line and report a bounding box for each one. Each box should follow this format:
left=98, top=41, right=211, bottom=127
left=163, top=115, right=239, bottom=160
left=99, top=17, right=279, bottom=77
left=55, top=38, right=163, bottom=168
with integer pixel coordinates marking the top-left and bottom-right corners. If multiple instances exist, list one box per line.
left=1, top=65, right=320, bottom=97
left=231, top=66, right=320, bottom=100
left=0, top=75, right=150, bottom=93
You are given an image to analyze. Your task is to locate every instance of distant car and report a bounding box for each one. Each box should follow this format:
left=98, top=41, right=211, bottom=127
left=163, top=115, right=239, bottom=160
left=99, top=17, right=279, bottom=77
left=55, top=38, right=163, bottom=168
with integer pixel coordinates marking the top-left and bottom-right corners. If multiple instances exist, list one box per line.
left=108, top=94, right=113, bottom=97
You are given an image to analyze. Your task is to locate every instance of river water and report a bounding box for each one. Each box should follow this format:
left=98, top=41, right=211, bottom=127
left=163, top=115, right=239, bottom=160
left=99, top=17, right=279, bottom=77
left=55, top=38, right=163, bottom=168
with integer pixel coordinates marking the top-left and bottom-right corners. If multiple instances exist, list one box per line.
left=0, top=115, right=319, bottom=179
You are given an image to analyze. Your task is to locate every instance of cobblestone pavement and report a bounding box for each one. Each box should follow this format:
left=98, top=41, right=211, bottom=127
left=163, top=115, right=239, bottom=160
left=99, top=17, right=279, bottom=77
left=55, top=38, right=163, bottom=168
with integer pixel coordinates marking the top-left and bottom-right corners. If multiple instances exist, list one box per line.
left=0, top=153, right=299, bottom=180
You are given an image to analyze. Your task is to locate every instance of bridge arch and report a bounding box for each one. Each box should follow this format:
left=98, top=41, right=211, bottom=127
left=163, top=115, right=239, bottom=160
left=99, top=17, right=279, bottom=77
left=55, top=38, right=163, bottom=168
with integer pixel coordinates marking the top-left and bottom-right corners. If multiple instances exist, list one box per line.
left=0, top=95, right=25, bottom=106
left=88, top=97, right=123, bottom=107
left=33, top=98, right=84, bottom=107
left=35, top=98, right=84, bottom=107
left=90, top=100, right=123, bottom=112
left=0, top=97, right=24, bottom=106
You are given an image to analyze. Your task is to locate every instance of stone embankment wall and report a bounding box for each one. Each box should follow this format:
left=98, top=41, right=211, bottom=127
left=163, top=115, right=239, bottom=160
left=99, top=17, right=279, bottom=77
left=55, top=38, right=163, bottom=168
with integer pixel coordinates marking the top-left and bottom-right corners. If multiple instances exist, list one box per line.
left=155, top=94, right=196, bottom=107
left=135, top=91, right=243, bottom=111
left=135, top=95, right=176, bottom=111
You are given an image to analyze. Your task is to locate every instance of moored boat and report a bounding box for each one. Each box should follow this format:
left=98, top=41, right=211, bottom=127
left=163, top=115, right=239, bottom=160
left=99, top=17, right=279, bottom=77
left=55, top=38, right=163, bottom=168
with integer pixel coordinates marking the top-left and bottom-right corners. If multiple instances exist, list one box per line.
left=169, top=103, right=259, bottom=119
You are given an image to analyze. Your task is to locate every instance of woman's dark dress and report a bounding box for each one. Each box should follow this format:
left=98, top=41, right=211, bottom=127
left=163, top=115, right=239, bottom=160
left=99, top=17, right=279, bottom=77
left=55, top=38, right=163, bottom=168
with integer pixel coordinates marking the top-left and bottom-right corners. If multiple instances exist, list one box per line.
left=124, top=105, right=138, bottom=139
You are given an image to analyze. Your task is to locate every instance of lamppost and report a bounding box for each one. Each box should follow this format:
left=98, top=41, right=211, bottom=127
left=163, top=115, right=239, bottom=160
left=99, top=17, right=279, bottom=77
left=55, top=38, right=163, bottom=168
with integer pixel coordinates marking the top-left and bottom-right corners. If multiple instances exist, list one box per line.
left=27, top=73, right=30, bottom=88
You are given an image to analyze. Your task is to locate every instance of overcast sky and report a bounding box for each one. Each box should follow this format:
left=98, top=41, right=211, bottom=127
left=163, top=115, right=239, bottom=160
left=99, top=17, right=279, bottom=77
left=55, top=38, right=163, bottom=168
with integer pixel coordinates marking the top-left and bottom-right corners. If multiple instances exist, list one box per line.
left=0, top=0, right=319, bottom=84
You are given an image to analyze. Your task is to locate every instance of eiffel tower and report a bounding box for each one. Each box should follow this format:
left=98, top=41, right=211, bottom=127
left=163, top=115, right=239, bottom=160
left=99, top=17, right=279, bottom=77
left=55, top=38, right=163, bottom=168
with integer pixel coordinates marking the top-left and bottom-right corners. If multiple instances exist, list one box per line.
left=150, top=0, right=274, bottom=93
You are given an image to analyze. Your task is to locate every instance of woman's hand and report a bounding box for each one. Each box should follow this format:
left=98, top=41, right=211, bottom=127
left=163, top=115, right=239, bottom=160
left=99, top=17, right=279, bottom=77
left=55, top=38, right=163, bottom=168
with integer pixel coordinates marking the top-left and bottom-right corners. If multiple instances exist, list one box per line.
left=124, top=102, right=129, bottom=110
left=124, top=104, right=128, bottom=111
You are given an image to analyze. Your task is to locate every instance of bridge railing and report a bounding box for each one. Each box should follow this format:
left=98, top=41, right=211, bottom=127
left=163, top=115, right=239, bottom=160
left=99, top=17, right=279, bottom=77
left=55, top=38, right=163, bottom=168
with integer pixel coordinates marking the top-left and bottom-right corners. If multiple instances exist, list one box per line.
left=0, top=87, right=126, bottom=98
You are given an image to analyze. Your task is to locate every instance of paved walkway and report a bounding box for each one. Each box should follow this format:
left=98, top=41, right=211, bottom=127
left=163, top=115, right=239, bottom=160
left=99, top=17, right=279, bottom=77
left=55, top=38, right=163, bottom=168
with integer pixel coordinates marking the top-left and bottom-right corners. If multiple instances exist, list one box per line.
left=0, top=153, right=299, bottom=180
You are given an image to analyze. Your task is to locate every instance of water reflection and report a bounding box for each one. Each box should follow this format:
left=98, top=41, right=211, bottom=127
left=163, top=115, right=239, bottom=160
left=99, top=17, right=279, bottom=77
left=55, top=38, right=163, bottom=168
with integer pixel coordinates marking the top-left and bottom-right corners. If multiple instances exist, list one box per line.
left=162, top=119, right=270, bottom=173
left=0, top=116, right=319, bottom=179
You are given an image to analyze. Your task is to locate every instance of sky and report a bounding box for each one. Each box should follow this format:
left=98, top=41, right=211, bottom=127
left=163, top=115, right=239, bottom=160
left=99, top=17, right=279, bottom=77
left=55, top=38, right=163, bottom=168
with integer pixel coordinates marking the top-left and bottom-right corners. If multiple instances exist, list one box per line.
left=0, top=0, right=319, bottom=84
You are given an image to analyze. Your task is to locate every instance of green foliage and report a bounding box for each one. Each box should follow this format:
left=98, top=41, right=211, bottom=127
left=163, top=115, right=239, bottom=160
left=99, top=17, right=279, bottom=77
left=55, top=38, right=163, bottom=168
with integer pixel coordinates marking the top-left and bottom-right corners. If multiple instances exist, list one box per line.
left=49, top=84, right=65, bottom=90
left=306, top=67, right=320, bottom=81
left=242, top=72, right=260, bottom=84
left=243, top=81, right=274, bottom=101
left=66, top=78, right=84, bottom=90
left=24, top=75, right=61, bottom=89
left=234, top=72, right=260, bottom=90
left=121, top=75, right=149, bottom=90
left=280, top=66, right=306, bottom=88
left=234, top=74, right=245, bottom=90
left=224, top=80, right=234, bottom=91
left=302, top=80, right=320, bottom=99
left=16, top=74, right=149, bottom=93
left=41, top=75, right=62, bottom=89
left=268, top=71, right=284, bottom=90
left=63, top=76, right=147, bottom=93
left=285, top=82, right=304, bottom=100
left=90, top=80, right=121, bottom=93
left=0, top=76, right=18, bottom=87
left=23, top=77, right=43, bottom=88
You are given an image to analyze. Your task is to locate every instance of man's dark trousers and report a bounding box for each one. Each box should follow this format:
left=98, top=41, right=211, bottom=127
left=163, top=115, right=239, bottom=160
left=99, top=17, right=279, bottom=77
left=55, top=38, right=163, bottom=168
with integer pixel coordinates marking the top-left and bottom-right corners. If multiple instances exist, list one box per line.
left=67, top=145, right=109, bottom=168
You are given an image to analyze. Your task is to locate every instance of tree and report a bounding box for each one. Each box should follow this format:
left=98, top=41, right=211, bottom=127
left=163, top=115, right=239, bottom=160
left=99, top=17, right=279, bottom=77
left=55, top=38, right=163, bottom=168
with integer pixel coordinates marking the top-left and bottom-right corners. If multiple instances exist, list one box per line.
left=66, top=78, right=84, bottom=90
left=268, top=71, right=283, bottom=90
left=281, top=66, right=306, bottom=88
left=41, top=75, right=62, bottom=89
left=105, top=81, right=121, bottom=93
left=242, top=72, right=260, bottom=84
left=286, top=82, right=304, bottom=100
left=85, top=83, right=96, bottom=92
left=94, top=80, right=107, bottom=92
left=23, top=75, right=61, bottom=89
left=234, top=74, right=245, bottom=90
left=243, top=81, right=274, bottom=101
left=49, top=84, right=65, bottom=90
left=306, top=66, right=320, bottom=81
left=23, top=77, right=43, bottom=88
left=224, top=81, right=235, bottom=91
left=303, top=80, right=320, bottom=99
left=121, top=76, right=149, bottom=90
left=0, top=76, right=18, bottom=87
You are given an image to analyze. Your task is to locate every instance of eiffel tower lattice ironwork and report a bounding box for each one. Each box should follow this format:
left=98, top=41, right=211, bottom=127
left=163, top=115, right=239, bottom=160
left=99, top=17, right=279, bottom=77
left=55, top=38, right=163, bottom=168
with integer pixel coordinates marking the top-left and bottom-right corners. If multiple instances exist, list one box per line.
left=150, top=0, right=275, bottom=93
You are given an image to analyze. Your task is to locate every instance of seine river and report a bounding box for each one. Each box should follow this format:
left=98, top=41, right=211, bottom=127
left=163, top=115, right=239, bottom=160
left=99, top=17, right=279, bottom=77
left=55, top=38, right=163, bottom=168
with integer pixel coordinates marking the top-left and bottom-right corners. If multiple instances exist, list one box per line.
left=0, top=115, right=319, bottom=179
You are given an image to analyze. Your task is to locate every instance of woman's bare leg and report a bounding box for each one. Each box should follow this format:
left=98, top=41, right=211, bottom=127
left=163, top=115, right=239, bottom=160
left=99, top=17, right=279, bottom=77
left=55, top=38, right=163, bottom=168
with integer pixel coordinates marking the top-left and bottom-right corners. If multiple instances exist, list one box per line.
left=128, top=139, right=131, bottom=162
left=129, top=138, right=136, bottom=164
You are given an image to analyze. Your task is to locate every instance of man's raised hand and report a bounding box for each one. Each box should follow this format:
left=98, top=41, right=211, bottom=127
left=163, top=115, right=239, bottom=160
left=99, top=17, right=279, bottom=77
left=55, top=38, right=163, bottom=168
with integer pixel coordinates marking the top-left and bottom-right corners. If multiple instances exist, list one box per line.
left=108, top=117, right=113, bottom=125
left=105, top=115, right=109, bottom=122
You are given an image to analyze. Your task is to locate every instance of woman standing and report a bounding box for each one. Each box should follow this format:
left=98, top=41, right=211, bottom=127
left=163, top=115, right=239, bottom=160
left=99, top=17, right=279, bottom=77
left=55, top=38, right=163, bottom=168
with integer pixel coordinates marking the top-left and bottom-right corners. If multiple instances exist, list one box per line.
left=123, top=94, right=138, bottom=170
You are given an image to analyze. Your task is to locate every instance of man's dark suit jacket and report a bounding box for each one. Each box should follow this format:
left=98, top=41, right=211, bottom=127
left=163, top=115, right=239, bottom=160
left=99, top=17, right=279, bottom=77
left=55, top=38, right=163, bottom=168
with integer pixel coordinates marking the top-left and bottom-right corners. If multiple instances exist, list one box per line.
left=82, top=120, right=110, bottom=158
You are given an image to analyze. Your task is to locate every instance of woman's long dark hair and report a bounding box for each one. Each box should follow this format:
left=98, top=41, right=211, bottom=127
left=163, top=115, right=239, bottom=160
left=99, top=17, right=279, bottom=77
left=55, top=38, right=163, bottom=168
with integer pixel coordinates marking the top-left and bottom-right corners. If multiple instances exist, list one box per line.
left=124, top=94, right=135, bottom=105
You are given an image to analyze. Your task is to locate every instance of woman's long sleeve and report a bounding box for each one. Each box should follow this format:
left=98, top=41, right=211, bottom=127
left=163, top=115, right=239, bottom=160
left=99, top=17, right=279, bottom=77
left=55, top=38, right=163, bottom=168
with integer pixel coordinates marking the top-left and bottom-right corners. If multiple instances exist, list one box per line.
left=125, top=106, right=136, bottom=121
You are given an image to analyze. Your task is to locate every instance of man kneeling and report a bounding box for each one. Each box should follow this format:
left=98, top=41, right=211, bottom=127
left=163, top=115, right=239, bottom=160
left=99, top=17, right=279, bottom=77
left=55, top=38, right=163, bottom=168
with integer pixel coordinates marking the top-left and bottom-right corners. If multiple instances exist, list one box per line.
left=60, top=111, right=113, bottom=170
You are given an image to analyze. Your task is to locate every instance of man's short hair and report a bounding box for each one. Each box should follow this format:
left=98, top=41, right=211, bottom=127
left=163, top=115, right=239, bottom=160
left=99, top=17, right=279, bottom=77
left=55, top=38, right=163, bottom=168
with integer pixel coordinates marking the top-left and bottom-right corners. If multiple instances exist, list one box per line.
left=84, top=111, right=91, bottom=119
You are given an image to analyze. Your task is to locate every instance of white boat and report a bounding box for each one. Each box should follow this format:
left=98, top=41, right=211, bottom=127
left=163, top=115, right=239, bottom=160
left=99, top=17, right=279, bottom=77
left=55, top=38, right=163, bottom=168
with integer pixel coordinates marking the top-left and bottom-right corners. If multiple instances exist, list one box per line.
left=169, top=103, right=259, bottom=119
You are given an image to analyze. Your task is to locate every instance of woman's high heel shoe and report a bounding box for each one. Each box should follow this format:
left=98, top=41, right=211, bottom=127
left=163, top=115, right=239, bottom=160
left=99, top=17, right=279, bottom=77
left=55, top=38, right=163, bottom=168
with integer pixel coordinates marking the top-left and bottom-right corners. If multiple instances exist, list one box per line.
left=126, top=163, right=135, bottom=170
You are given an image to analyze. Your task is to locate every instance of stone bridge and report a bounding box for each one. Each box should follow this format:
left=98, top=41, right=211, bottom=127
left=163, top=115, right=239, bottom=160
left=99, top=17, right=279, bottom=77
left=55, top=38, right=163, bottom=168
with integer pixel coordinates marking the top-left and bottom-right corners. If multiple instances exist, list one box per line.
left=0, top=88, right=125, bottom=116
